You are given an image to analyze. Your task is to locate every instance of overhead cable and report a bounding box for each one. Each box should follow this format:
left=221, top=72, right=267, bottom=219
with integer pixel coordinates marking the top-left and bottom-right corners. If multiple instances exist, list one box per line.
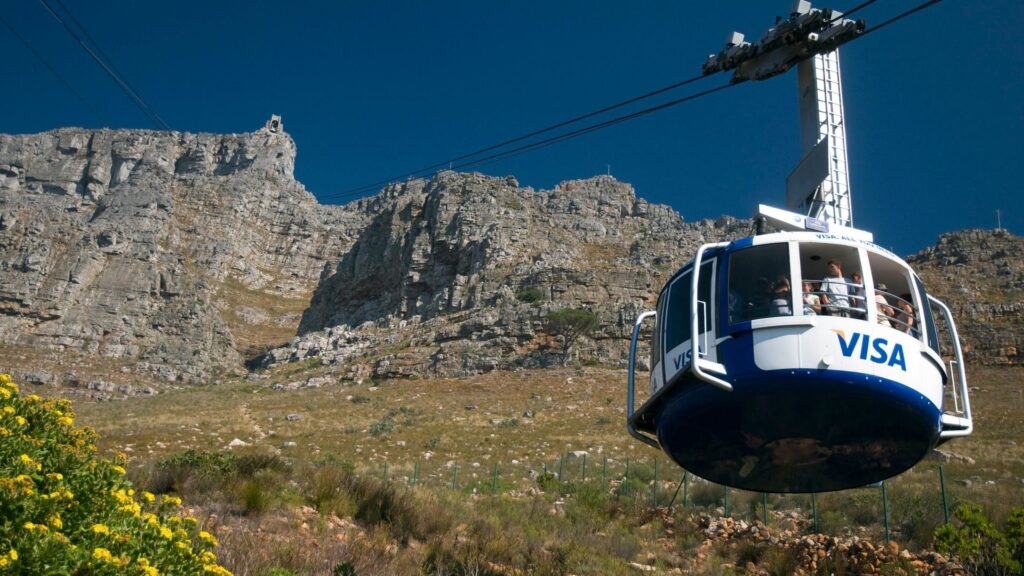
left=325, top=0, right=946, bottom=203
left=37, top=0, right=171, bottom=130
left=0, top=13, right=107, bottom=125
left=860, top=0, right=943, bottom=37
left=330, top=72, right=713, bottom=199
left=321, top=80, right=737, bottom=202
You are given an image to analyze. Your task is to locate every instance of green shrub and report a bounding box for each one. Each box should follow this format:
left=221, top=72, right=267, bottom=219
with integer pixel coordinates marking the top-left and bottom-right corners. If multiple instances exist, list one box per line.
left=762, top=545, right=800, bottom=576
left=515, top=287, right=546, bottom=304
left=0, top=373, right=232, bottom=575
left=934, top=503, right=1022, bottom=575
left=545, top=308, right=599, bottom=364
left=368, top=416, right=395, bottom=437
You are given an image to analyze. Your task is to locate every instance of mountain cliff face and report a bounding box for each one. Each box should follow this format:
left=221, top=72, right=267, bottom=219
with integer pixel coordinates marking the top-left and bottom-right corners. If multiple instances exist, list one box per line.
left=909, top=229, right=1023, bottom=365
left=0, top=121, right=1019, bottom=392
left=0, top=117, right=364, bottom=385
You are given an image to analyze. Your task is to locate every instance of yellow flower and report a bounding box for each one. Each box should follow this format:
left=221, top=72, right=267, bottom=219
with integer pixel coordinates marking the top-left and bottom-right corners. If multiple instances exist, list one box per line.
left=0, top=558, right=7, bottom=568
left=45, top=472, right=64, bottom=481
left=201, top=551, right=217, bottom=564
left=18, top=454, right=39, bottom=470
left=143, top=491, right=156, bottom=502
left=26, top=394, right=40, bottom=402
left=159, top=526, right=173, bottom=540
left=142, top=566, right=160, bottom=576
left=93, top=547, right=113, bottom=562
left=7, top=549, right=16, bottom=561
left=91, top=523, right=110, bottom=535
left=0, top=387, right=10, bottom=399
left=162, top=495, right=182, bottom=506
left=198, top=530, right=219, bottom=547
left=14, top=416, right=26, bottom=426
left=111, top=465, right=126, bottom=475
left=175, top=541, right=188, bottom=550
left=48, top=514, right=62, bottom=529
left=2, top=406, right=13, bottom=414
left=58, top=416, right=74, bottom=426
left=203, top=565, right=233, bottom=576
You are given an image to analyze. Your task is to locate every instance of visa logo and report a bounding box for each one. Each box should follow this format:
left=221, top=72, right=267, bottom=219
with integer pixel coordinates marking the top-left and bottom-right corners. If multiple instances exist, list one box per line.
left=834, top=330, right=907, bottom=371
left=673, top=348, right=693, bottom=371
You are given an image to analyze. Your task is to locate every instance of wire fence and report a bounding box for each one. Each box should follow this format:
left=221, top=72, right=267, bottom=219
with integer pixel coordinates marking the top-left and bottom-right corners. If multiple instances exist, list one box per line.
left=353, top=453, right=989, bottom=545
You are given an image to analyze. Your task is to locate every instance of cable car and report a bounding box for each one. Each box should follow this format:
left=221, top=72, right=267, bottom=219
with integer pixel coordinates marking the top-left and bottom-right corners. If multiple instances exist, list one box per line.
left=626, top=206, right=972, bottom=493
left=625, top=2, right=973, bottom=493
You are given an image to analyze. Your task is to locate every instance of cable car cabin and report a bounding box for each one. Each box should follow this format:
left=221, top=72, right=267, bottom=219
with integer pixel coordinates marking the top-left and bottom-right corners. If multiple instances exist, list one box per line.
left=627, top=230, right=973, bottom=493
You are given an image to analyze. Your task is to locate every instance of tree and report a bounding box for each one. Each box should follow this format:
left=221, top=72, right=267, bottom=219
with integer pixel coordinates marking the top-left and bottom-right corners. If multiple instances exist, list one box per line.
left=545, top=308, right=599, bottom=365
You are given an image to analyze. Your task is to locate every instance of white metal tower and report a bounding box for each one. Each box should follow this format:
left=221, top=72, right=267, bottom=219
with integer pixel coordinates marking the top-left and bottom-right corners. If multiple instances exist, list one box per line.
left=702, top=1, right=863, bottom=230
left=788, top=51, right=853, bottom=226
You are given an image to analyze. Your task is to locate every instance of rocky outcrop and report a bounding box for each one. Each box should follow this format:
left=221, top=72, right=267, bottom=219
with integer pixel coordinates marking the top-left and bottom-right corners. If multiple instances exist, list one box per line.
left=909, top=229, right=1024, bottom=365
left=1, top=120, right=1019, bottom=387
left=267, top=171, right=751, bottom=376
left=0, top=117, right=365, bottom=383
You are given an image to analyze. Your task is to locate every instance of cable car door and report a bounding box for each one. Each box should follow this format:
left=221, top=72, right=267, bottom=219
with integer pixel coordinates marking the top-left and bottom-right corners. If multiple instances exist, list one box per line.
left=659, top=258, right=718, bottom=391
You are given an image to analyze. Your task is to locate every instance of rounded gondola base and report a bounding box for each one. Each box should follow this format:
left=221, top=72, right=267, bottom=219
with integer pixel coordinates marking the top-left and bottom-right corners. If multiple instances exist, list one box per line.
left=654, top=371, right=941, bottom=493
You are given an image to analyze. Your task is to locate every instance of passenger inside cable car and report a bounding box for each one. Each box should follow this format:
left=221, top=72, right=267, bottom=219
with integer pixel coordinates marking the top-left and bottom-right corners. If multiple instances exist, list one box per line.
left=724, top=241, right=922, bottom=337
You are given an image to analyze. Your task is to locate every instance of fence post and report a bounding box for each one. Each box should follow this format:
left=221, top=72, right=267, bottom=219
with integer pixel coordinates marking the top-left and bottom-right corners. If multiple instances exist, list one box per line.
left=624, top=458, right=630, bottom=496
left=669, top=470, right=686, bottom=508
left=383, top=462, right=388, bottom=482
left=558, top=454, right=565, bottom=483
left=939, top=466, right=950, bottom=524
left=602, top=457, right=608, bottom=487
left=492, top=463, right=499, bottom=493
left=683, top=471, right=689, bottom=507
left=581, top=454, right=587, bottom=483
left=882, top=481, right=891, bottom=543
left=724, top=486, right=729, bottom=517
left=762, top=492, right=769, bottom=525
left=652, top=460, right=659, bottom=507
left=812, top=493, right=818, bottom=532
left=451, top=464, right=459, bottom=491
left=412, top=462, right=419, bottom=487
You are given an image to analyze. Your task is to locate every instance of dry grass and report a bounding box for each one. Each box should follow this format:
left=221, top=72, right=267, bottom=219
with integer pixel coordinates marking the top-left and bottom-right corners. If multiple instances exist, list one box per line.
left=54, top=362, right=1024, bottom=574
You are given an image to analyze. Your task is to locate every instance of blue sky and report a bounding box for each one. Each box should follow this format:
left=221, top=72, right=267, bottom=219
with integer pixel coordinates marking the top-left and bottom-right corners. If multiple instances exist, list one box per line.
left=2, top=1, right=1021, bottom=256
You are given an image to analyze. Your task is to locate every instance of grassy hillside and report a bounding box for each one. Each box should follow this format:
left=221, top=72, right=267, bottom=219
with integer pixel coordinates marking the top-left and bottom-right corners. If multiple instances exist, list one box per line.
left=59, top=363, right=1023, bottom=574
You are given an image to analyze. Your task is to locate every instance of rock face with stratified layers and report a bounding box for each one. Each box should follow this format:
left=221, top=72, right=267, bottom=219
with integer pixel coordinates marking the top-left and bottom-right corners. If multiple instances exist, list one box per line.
left=1, top=118, right=1019, bottom=390
left=0, top=117, right=365, bottom=384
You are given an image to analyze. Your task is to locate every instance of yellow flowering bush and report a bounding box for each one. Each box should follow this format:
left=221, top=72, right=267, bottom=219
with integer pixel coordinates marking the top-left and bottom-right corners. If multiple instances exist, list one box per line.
left=0, top=374, right=233, bottom=575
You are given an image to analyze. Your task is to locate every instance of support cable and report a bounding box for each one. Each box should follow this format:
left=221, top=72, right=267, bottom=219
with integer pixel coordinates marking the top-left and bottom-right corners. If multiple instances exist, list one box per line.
left=0, top=13, right=108, bottom=125
left=37, top=0, right=171, bottom=130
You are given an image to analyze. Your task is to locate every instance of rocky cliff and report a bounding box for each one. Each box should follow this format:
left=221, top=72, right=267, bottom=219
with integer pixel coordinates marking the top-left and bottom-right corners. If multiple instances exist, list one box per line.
left=908, top=228, right=1024, bottom=365
left=265, top=171, right=749, bottom=379
left=1, top=121, right=1019, bottom=391
left=0, top=117, right=365, bottom=386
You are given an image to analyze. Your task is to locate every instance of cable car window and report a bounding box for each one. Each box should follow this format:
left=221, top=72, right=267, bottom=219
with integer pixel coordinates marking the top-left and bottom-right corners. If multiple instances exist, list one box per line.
left=915, top=275, right=940, bottom=353
left=728, top=244, right=791, bottom=323
left=866, top=252, right=918, bottom=336
left=665, top=271, right=692, bottom=351
left=665, top=260, right=714, bottom=351
left=799, top=244, right=863, bottom=318
left=651, top=292, right=665, bottom=369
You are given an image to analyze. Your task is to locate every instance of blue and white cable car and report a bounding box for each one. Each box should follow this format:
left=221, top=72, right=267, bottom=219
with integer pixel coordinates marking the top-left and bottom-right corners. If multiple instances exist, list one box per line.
left=626, top=206, right=972, bottom=493
left=625, top=3, right=973, bottom=493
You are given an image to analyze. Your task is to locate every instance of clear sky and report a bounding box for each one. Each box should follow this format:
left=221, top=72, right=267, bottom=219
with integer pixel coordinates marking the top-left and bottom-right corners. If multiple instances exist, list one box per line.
left=2, top=1, right=1021, bottom=257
